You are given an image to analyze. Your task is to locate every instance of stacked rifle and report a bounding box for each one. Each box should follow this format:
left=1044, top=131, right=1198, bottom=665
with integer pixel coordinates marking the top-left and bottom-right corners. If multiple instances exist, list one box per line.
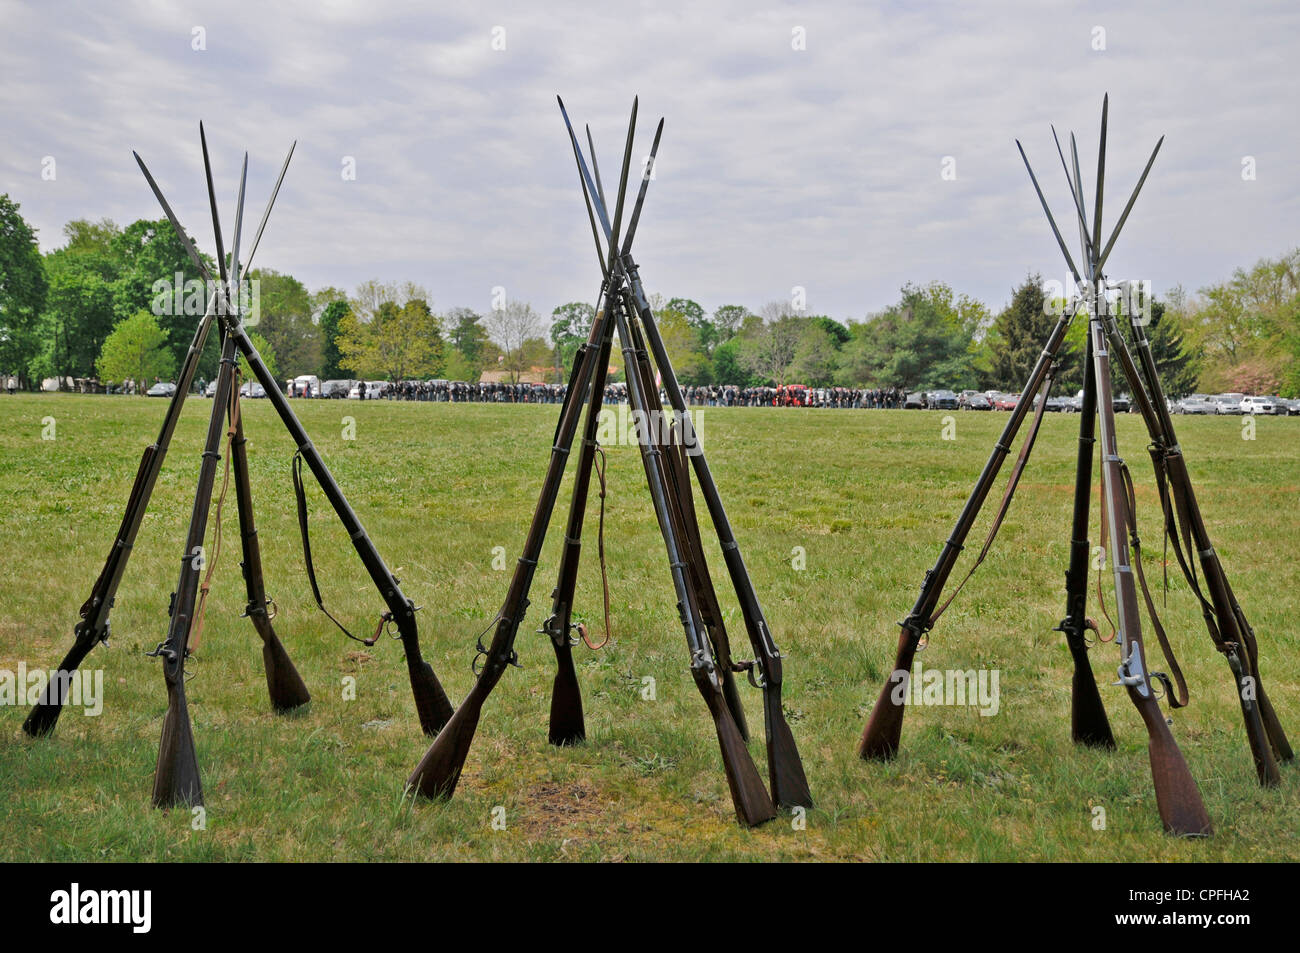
left=858, top=96, right=1291, bottom=836
left=407, top=97, right=813, bottom=825
left=23, top=127, right=453, bottom=806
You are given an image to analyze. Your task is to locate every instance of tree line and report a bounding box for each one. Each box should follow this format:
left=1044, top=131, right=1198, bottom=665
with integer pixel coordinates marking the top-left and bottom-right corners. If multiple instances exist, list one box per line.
left=2, top=194, right=1296, bottom=396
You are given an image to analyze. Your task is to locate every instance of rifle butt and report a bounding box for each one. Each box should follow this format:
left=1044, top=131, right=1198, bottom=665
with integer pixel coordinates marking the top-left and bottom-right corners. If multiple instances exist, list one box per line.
left=1070, top=655, right=1117, bottom=750
left=858, top=632, right=918, bottom=761
left=1256, top=684, right=1293, bottom=763
left=260, top=630, right=311, bottom=712
left=701, top=682, right=776, bottom=827
left=1137, top=700, right=1212, bottom=837
left=407, top=693, right=483, bottom=800
left=408, top=658, right=455, bottom=735
left=21, top=641, right=95, bottom=738
left=548, top=642, right=586, bottom=747
left=152, top=681, right=204, bottom=809
left=1235, top=693, right=1281, bottom=788
left=763, top=686, right=813, bottom=809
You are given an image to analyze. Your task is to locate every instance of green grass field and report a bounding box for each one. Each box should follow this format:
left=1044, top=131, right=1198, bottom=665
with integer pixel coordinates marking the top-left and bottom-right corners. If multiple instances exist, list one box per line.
left=1, top=393, right=1297, bottom=861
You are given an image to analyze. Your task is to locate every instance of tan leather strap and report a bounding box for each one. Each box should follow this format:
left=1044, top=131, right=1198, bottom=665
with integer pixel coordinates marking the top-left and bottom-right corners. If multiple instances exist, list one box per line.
left=1120, top=460, right=1188, bottom=708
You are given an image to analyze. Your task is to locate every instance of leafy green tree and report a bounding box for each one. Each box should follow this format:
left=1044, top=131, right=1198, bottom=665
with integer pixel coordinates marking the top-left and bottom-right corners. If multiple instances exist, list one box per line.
left=711, top=304, right=750, bottom=344
left=96, top=310, right=176, bottom=389
left=656, top=306, right=710, bottom=384
left=110, top=218, right=212, bottom=372
left=838, top=283, right=979, bottom=390
left=246, top=269, right=322, bottom=377
left=238, top=330, right=279, bottom=385
left=550, top=301, right=595, bottom=376
left=711, top=337, right=758, bottom=386
left=988, top=275, right=1063, bottom=391
left=317, top=299, right=349, bottom=379
left=792, top=321, right=839, bottom=386
left=0, top=195, right=50, bottom=386
left=338, top=298, right=444, bottom=381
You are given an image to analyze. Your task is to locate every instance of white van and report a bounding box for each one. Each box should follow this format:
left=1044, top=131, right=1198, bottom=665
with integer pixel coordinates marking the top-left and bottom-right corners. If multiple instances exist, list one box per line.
left=291, top=374, right=322, bottom=398
left=347, top=381, right=385, bottom=399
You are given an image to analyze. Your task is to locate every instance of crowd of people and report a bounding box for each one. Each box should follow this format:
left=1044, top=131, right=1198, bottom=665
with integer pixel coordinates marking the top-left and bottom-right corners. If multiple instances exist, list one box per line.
left=376, top=380, right=569, bottom=403
left=679, top=385, right=907, bottom=408
left=371, top=381, right=911, bottom=409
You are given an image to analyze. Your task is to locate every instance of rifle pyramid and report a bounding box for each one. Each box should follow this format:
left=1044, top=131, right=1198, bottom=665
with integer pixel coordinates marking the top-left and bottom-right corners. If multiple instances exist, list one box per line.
left=408, top=97, right=813, bottom=825
left=857, top=96, right=1291, bottom=836
left=23, top=125, right=454, bottom=807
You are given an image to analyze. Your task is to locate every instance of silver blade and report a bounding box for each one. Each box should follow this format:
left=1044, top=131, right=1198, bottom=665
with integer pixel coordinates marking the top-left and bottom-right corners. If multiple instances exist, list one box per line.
left=1092, top=94, right=1108, bottom=272
left=586, top=124, right=607, bottom=212
left=558, top=96, right=614, bottom=242
left=1097, top=135, right=1163, bottom=273
left=199, top=122, right=229, bottom=287
left=133, top=150, right=212, bottom=283
left=229, top=152, right=248, bottom=292
left=605, top=97, right=639, bottom=269
left=621, top=117, right=664, bottom=257
left=241, top=140, right=296, bottom=274
left=1016, top=140, right=1082, bottom=284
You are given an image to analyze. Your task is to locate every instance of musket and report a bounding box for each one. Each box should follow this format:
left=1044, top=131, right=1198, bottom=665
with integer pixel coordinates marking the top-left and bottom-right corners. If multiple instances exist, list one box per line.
left=1088, top=305, right=1211, bottom=835
left=406, top=97, right=642, bottom=800
left=1049, top=114, right=1116, bottom=748
left=536, top=118, right=625, bottom=747
left=200, top=125, right=309, bottom=713
left=135, top=138, right=452, bottom=735
left=858, top=134, right=1083, bottom=760
left=1002, top=102, right=1211, bottom=833
left=565, top=100, right=807, bottom=808
left=152, top=327, right=242, bottom=807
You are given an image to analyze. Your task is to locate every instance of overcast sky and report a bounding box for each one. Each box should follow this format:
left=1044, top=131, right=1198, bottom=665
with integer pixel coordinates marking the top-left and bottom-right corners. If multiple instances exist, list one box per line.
left=2, top=0, right=1296, bottom=323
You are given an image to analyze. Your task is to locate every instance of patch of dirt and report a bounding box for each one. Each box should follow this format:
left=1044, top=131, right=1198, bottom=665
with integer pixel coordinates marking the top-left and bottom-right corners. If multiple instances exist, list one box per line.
left=516, top=778, right=602, bottom=843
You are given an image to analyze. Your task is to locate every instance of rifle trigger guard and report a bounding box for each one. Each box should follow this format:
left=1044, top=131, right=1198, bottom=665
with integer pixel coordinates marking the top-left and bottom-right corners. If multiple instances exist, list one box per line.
left=747, top=660, right=766, bottom=689
left=1083, top=617, right=1101, bottom=647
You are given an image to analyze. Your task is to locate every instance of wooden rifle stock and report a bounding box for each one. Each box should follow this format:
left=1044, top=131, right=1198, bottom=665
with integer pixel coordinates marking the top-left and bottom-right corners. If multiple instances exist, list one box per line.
left=228, top=409, right=310, bottom=712
left=152, top=330, right=241, bottom=808
left=408, top=303, right=613, bottom=798
left=1056, top=332, right=1116, bottom=749
left=859, top=625, right=920, bottom=760
left=25, top=298, right=219, bottom=739
left=1092, top=320, right=1211, bottom=836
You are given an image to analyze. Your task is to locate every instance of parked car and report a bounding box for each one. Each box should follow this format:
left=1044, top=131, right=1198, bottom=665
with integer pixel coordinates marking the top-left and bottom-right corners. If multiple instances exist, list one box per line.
left=320, top=379, right=353, bottom=399
left=1240, top=395, right=1278, bottom=415
left=1273, top=396, right=1300, bottom=415
left=146, top=381, right=176, bottom=397
left=348, top=381, right=386, bottom=400
left=1046, top=396, right=1071, bottom=412
left=1174, top=394, right=1216, bottom=415
left=961, top=393, right=992, bottom=410
left=903, top=392, right=926, bottom=409
left=1112, top=394, right=1131, bottom=413
left=205, top=379, right=219, bottom=398
left=239, top=380, right=267, bottom=399
left=1212, top=393, right=1245, bottom=415
left=993, top=393, right=1019, bottom=411
left=926, top=389, right=958, bottom=410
